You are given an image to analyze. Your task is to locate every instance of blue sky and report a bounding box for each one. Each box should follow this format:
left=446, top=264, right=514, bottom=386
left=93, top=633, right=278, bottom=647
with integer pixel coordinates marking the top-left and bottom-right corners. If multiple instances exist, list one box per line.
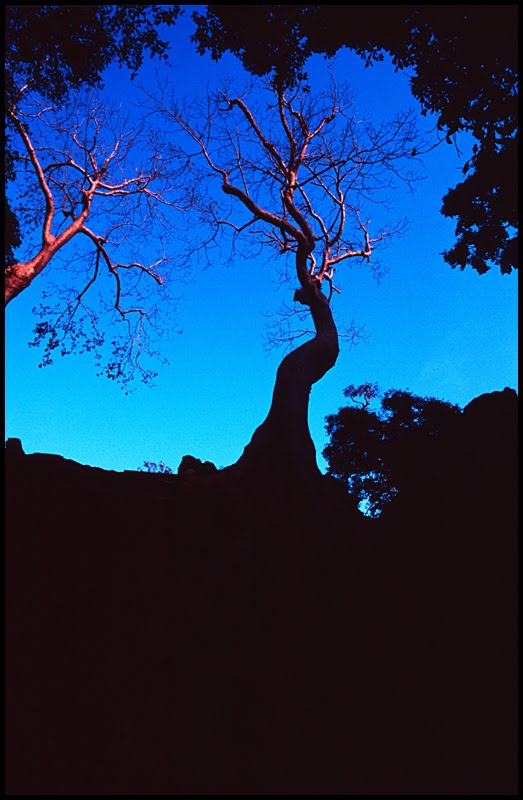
left=5, top=9, right=518, bottom=473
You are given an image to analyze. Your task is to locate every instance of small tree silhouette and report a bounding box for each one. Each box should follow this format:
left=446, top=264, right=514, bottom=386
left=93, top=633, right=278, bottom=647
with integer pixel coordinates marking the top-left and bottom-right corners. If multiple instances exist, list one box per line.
left=324, top=385, right=461, bottom=516
left=141, top=461, right=174, bottom=475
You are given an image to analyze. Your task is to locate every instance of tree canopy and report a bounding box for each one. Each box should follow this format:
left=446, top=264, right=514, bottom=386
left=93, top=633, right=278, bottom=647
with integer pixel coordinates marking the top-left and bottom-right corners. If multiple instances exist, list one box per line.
left=149, top=76, right=423, bottom=349
left=192, top=5, right=518, bottom=275
left=4, top=5, right=516, bottom=395
left=5, top=5, right=181, bottom=107
left=5, top=4, right=181, bottom=265
left=6, top=90, right=178, bottom=387
left=154, top=78, right=421, bottom=273
left=323, top=384, right=461, bottom=516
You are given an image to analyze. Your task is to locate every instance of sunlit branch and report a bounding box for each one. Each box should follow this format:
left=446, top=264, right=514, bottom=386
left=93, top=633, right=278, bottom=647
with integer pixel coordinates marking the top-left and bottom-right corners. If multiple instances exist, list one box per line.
left=7, top=106, right=56, bottom=245
left=276, top=85, right=296, bottom=168
left=225, top=95, right=288, bottom=176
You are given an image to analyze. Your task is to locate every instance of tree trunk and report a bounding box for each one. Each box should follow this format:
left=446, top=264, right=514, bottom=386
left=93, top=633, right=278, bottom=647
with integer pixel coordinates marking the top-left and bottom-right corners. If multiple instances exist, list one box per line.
left=233, top=258, right=339, bottom=490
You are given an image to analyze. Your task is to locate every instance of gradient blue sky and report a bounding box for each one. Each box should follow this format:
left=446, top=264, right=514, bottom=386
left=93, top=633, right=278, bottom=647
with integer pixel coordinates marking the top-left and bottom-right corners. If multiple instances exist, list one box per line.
left=5, top=8, right=518, bottom=473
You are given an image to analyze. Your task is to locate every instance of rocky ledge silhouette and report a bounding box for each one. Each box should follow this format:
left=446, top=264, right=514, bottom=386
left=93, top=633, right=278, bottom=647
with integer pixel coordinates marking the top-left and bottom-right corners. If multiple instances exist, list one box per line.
left=5, top=389, right=518, bottom=794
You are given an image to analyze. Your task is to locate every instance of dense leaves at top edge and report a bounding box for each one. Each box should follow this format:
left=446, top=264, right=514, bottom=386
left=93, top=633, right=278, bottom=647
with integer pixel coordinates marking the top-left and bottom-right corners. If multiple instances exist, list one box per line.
left=191, top=5, right=518, bottom=275
left=5, top=5, right=181, bottom=107
left=5, top=5, right=181, bottom=268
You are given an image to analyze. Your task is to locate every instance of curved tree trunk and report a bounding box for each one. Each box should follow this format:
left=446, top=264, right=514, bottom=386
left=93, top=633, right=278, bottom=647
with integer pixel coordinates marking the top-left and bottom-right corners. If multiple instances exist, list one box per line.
left=232, top=247, right=339, bottom=490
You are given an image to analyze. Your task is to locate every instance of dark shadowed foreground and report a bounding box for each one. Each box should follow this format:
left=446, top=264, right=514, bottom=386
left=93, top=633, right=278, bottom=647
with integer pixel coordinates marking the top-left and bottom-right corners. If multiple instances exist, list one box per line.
left=5, top=389, right=517, bottom=794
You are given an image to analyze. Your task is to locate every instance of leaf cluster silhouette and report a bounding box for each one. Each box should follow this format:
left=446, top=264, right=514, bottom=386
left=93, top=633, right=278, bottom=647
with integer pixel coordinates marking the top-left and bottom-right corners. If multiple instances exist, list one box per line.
left=324, top=385, right=461, bottom=516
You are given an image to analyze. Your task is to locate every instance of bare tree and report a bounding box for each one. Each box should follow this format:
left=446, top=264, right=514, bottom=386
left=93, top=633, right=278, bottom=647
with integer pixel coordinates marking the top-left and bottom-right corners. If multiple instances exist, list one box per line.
left=152, top=78, right=424, bottom=485
left=5, top=87, right=180, bottom=386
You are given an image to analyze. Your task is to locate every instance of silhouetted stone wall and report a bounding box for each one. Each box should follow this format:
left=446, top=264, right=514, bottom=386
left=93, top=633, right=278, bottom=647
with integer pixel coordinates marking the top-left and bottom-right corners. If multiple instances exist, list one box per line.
left=5, top=390, right=518, bottom=794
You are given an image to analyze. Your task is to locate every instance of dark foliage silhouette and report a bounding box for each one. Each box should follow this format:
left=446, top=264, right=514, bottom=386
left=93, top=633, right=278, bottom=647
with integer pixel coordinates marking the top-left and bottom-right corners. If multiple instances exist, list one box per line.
left=5, top=5, right=181, bottom=108
left=324, top=384, right=461, bottom=516
left=192, top=5, right=518, bottom=275
left=141, top=460, right=174, bottom=475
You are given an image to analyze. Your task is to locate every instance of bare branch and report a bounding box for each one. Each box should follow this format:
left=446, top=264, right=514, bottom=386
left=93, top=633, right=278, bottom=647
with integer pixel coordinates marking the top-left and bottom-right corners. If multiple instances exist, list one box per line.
left=146, top=75, right=425, bottom=349
left=6, top=105, right=56, bottom=246
left=7, top=87, right=181, bottom=386
left=227, top=95, right=288, bottom=176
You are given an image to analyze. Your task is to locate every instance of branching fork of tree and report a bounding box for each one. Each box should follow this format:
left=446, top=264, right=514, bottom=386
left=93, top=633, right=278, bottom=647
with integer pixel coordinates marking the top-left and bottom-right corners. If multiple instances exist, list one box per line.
left=5, top=88, right=182, bottom=385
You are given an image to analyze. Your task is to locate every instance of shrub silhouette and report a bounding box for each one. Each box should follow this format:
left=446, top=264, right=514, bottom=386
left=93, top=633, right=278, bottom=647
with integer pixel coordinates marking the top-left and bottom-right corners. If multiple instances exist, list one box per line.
left=324, top=385, right=461, bottom=516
